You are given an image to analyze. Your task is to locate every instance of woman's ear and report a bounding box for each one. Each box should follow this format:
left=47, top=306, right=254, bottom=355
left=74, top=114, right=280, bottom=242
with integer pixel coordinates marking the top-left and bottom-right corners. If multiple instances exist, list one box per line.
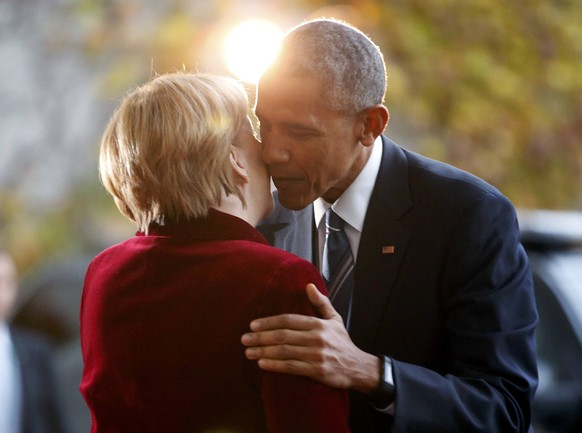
left=230, top=147, right=249, bottom=185
left=358, top=105, right=390, bottom=147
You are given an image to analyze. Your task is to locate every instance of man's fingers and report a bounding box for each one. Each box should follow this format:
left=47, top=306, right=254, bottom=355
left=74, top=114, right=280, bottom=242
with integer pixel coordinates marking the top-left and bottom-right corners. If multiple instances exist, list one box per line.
left=245, top=343, right=320, bottom=362
left=305, top=283, right=342, bottom=322
left=241, top=329, right=288, bottom=347
left=241, top=327, right=324, bottom=348
left=256, top=358, right=319, bottom=379
left=244, top=284, right=340, bottom=339
left=248, top=313, right=318, bottom=332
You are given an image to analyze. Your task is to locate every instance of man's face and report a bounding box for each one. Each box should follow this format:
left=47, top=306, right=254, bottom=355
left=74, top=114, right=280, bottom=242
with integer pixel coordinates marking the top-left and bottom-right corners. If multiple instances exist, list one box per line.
left=255, top=73, right=368, bottom=210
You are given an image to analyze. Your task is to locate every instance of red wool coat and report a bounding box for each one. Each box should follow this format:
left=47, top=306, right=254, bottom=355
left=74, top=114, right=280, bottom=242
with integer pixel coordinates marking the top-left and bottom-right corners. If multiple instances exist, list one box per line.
left=80, top=209, right=350, bottom=433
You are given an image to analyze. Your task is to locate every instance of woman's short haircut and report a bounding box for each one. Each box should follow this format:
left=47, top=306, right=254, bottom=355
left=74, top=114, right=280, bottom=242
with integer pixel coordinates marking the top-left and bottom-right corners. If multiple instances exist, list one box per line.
left=263, top=18, right=387, bottom=114
left=99, top=72, right=248, bottom=233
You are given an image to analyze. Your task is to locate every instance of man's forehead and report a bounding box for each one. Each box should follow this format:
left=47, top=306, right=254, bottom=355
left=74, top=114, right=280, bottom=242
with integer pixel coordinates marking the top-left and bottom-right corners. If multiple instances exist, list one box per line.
left=257, top=73, right=324, bottom=107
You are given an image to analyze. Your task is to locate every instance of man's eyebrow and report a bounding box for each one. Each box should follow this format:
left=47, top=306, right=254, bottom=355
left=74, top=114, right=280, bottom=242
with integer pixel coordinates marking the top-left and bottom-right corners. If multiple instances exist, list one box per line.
left=283, top=121, right=320, bottom=132
left=254, top=112, right=324, bottom=134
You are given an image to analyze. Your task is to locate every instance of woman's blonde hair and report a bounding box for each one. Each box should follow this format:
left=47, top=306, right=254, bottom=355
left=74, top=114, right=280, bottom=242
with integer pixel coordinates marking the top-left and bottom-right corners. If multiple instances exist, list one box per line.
left=99, top=72, right=248, bottom=233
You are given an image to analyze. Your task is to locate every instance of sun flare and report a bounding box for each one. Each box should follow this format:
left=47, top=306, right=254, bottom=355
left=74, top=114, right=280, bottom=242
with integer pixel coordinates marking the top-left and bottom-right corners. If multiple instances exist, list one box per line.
left=223, top=20, right=283, bottom=85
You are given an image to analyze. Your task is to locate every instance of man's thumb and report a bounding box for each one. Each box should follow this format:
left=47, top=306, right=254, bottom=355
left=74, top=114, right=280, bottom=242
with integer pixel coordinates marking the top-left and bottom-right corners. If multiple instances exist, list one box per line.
left=305, top=283, right=342, bottom=321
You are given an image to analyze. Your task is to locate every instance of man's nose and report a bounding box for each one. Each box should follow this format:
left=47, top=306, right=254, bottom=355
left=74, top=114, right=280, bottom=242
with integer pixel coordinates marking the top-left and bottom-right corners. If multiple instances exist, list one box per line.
left=261, top=134, right=290, bottom=165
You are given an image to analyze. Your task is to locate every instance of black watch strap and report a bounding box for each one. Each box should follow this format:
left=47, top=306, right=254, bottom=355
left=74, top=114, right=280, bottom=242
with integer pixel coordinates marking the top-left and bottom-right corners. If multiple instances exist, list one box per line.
left=370, top=355, right=395, bottom=407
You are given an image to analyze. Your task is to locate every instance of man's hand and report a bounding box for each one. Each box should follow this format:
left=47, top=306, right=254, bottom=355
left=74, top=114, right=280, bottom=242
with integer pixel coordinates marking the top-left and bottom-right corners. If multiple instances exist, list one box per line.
left=241, top=284, right=380, bottom=394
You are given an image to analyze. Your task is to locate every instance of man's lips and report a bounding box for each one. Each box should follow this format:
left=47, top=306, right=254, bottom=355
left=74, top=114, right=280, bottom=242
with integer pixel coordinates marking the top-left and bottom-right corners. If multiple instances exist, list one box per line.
left=271, top=176, right=305, bottom=188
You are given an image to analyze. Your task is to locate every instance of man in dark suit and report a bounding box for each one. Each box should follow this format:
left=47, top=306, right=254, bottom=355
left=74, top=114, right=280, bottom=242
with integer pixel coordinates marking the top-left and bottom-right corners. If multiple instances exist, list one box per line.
left=241, top=18, right=538, bottom=432
left=0, top=251, right=69, bottom=433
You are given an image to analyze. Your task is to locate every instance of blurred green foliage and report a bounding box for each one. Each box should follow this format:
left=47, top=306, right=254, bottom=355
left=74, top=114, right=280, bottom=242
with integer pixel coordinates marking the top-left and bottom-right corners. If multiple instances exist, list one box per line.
left=1, top=0, right=581, bottom=273
left=370, top=0, right=582, bottom=210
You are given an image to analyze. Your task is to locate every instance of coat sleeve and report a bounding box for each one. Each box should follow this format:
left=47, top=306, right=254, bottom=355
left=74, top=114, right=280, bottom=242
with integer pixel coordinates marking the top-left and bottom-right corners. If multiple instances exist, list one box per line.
left=257, top=256, right=351, bottom=433
left=393, top=192, right=538, bottom=433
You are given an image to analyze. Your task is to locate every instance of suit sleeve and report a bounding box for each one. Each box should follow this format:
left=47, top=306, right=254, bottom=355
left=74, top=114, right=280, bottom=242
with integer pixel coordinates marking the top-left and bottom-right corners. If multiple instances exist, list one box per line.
left=393, top=192, right=538, bottom=433
left=257, top=257, right=351, bottom=433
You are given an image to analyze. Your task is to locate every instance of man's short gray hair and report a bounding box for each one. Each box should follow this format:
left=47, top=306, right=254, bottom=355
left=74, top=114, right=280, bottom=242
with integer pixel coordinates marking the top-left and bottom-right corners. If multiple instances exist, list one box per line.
left=265, top=18, right=387, bottom=113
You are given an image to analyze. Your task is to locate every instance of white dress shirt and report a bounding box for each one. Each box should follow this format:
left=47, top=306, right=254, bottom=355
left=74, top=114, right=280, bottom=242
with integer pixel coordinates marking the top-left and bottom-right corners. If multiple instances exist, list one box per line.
left=314, top=137, right=395, bottom=414
left=0, top=323, right=23, bottom=433
left=314, top=136, right=383, bottom=267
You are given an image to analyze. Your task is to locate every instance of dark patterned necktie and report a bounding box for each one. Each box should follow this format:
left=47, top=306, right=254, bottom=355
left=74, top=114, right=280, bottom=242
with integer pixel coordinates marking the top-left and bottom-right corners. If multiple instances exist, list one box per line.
left=322, top=208, right=354, bottom=326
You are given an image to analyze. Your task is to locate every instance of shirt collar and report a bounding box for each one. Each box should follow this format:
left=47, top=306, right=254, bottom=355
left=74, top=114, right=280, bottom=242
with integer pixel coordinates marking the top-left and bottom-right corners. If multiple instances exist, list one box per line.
left=314, top=136, right=383, bottom=231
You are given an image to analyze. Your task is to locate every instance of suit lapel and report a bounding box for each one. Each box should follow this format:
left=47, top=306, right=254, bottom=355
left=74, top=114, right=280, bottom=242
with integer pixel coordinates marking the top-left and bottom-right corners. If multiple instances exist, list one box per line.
left=349, top=138, right=412, bottom=351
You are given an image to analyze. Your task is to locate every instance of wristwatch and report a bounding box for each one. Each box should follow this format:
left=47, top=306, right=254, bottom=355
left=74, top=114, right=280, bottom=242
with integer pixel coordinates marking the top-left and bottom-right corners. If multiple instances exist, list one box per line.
left=372, top=355, right=395, bottom=407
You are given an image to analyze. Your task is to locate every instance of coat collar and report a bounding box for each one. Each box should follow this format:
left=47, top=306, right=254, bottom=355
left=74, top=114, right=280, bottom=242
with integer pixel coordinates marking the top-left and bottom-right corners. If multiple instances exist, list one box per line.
left=141, top=209, right=269, bottom=245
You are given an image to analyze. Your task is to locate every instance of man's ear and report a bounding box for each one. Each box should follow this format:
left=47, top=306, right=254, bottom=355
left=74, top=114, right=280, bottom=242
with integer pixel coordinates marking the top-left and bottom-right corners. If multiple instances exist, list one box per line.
left=230, top=147, right=249, bottom=185
left=359, top=105, right=389, bottom=147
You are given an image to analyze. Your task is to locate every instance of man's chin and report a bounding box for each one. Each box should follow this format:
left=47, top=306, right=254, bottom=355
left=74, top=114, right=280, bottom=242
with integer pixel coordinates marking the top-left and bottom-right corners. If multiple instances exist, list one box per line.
left=277, top=192, right=312, bottom=211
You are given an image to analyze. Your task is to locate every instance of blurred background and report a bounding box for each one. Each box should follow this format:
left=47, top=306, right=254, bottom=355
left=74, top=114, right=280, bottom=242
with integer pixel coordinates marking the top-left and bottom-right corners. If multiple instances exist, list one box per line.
left=0, top=0, right=581, bottom=432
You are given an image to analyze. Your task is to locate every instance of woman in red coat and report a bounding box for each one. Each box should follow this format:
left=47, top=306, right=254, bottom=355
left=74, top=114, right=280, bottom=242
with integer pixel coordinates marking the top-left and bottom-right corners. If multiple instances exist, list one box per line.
left=80, top=72, right=350, bottom=433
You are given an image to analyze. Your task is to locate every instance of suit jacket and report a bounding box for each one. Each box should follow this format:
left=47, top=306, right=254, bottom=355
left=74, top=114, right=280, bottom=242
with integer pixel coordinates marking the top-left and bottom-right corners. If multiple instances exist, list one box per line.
left=11, top=327, right=69, bottom=433
left=80, top=209, right=349, bottom=433
left=259, top=136, right=538, bottom=433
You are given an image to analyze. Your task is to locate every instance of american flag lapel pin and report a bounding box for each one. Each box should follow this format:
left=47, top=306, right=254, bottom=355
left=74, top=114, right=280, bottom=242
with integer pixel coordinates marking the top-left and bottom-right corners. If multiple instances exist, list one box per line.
left=382, top=245, right=395, bottom=254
